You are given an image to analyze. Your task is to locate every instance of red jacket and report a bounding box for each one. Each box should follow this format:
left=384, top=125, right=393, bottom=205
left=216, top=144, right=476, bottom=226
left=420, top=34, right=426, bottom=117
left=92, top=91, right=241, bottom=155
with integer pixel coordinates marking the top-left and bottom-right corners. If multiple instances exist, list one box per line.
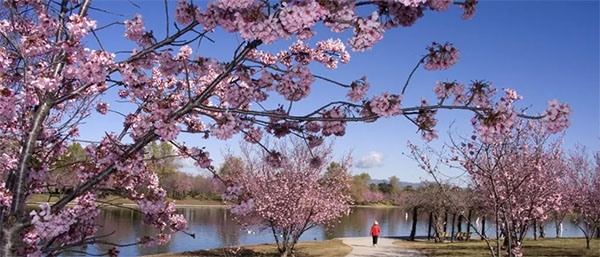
left=370, top=225, right=381, bottom=236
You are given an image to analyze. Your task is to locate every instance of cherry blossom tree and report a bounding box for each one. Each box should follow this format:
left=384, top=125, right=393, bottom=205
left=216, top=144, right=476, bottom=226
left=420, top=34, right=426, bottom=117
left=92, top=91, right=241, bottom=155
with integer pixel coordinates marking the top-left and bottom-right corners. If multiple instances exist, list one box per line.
left=222, top=140, right=352, bottom=257
left=566, top=147, right=600, bottom=249
left=409, top=122, right=568, bottom=257
left=550, top=156, right=572, bottom=238
left=0, top=0, right=571, bottom=256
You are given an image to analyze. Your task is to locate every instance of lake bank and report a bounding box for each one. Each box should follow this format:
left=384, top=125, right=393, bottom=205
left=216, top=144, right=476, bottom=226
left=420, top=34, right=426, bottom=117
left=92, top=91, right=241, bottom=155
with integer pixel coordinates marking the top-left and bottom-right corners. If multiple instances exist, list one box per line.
left=55, top=206, right=589, bottom=256
left=27, top=194, right=402, bottom=208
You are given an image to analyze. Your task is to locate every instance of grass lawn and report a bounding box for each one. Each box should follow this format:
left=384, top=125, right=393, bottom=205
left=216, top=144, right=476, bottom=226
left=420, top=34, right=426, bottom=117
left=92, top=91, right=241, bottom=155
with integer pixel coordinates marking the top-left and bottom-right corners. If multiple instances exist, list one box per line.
left=394, top=238, right=600, bottom=257
left=147, top=239, right=351, bottom=257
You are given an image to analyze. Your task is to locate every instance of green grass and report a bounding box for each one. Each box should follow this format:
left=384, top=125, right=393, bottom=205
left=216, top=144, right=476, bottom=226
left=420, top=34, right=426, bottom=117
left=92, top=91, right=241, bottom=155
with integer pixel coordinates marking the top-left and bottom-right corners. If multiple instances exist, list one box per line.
left=394, top=238, right=600, bottom=257
left=146, top=239, right=351, bottom=257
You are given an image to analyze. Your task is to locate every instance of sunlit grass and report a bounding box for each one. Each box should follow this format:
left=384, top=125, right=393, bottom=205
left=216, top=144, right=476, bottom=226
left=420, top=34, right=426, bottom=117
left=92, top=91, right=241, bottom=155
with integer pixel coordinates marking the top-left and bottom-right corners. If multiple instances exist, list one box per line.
left=147, top=239, right=351, bottom=257
left=394, top=237, right=600, bottom=257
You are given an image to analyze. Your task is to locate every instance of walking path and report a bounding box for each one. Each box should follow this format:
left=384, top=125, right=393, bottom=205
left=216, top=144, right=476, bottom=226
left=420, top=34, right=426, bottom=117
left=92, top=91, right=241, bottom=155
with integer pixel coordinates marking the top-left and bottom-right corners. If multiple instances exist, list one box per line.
left=342, top=237, right=424, bottom=257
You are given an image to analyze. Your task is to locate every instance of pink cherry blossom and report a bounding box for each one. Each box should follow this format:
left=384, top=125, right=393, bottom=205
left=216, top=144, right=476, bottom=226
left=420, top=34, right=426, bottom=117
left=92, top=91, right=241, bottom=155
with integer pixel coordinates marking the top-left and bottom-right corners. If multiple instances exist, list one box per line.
left=321, top=108, right=346, bottom=136
left=124, top=14, right=145, bottom=42
left=395, top=0, right=428, bottom=7
left=244, top=127, right=263, bottom=144
left=369, top=92, right=402, bottom=117
left=424, top=42, right=460, bottom=70
left=348, top=12, right=384, bottom=52
left=175, top=0, right=197, bottom=25
left=216, top=0, right=254, bottom=10
left=66, top=14, right=97, bottom=39
left=433, top=81, right=465, bottom=104
left=461, top=0, right=479, bottom=20
left=279, top=1, right=328, bottom=40
left=347, top=77, right=370, bottom=102
left=275, top=65, right=314, bottom=101
left=95, top=100, right=109, bottom=115
left=427, top=0, right=452, bottom=12
left=542, top=99, right=571, bottom=133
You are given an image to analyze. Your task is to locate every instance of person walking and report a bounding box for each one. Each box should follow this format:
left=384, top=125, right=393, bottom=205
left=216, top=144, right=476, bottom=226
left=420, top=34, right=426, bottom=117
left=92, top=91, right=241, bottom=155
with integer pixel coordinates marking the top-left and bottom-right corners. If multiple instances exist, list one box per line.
left=370, top=221, right=381, bottom=247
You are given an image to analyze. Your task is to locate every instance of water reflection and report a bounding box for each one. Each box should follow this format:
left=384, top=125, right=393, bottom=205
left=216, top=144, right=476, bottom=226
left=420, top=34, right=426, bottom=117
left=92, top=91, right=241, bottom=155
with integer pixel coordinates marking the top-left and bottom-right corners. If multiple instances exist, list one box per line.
left=68, top=207, right=584, bottom=256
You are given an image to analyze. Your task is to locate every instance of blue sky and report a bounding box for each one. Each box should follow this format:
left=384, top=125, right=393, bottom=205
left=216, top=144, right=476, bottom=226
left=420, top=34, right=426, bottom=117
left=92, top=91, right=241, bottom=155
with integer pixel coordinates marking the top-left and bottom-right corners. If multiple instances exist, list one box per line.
left=78, top=0, right=599, bottom=182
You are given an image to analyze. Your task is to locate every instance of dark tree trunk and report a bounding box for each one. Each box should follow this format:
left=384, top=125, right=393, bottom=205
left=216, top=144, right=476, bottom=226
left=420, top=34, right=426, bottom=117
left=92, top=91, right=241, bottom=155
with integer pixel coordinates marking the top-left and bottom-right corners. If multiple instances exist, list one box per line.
left=466, top=209, right=472, bottom=241
left=427, top=212, right=433, bottom=241
left=533, top=219, right=538, bottom=240
left=539, top=224, right=545, bottom=238
left=409, top=207, right=419, bottom=241
left=596, top=227, right=600, bottom=239
left=443, top=212, right=448, bottom=232
left=555, top=220, right=561, bottom=238
left=481, top=217, right=486, bottom=240
left=457, top=215, right=463, bottom=233
left=450, top=213, right=456, bottom=242
left=586, top=235, right=590, bottom=249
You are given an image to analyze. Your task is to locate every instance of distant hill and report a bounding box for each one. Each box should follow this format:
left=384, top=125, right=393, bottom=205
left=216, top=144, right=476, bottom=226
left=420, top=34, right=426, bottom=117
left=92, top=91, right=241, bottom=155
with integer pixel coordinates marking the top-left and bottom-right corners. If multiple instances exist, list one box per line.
left=369, top=179, right=421, bottom=189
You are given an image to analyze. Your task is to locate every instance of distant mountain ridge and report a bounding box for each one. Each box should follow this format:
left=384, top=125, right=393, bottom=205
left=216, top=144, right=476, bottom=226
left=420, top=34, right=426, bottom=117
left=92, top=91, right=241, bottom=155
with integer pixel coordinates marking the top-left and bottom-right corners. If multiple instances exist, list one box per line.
left=368, top=179, right=421, bottom=188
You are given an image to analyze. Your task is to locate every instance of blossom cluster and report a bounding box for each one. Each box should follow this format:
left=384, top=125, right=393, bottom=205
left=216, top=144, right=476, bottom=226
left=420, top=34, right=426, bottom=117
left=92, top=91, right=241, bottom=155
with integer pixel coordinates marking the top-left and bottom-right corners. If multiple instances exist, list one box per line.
left=433, top=81, right=466, bottom=105
left=347, top=76, right=370, bottom=102
left=424, top=42, right=460, bottom=70
left=542, top=99, right=571, bottom=133
left=416, top=99, right=439, bottom=141
left=369, top=92, right=403, bottom=117
left=24, top=193, right=100, bottom=256
left=66, top=14, right=97, bottom=39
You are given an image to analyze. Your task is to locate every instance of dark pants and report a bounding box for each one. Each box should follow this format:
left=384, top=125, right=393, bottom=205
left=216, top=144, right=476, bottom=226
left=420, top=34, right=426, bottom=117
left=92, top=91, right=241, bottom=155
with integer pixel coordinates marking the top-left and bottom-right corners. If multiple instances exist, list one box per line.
left=372, top=236, right=378, bottom=245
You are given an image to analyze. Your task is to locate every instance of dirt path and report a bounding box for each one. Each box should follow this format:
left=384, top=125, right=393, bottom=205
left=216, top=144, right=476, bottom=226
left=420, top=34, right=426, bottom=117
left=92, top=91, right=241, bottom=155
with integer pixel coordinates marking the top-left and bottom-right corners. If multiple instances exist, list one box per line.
left=342, top=237, right=424, bottom=257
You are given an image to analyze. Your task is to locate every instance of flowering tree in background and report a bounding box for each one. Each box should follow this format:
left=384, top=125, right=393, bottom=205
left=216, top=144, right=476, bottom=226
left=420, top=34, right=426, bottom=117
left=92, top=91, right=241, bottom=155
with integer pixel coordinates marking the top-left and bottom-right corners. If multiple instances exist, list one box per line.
left=0, top=0, right=572, bottom=255
left=550, top=156, right=572, bottom=239
left=566, top=147, right=600, bottom=249
left=409, top=122, right=567, bottom=257
left=361, top=189, right=385, bottom=204
left=222, top=140, right=352, bottom=257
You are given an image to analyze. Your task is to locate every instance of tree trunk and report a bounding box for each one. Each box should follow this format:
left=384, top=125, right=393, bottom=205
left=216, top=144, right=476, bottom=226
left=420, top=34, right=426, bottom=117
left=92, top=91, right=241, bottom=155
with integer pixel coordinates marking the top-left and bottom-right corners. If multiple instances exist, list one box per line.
left=555, top=220, right=561, bottom=238
left=585, top=235, right=590, bottom=249
left=427, top=212, right=433, bottom=241
left=443, top=212, right=448, bottom=232
left=457, top=215, right=463, bottom=233
left=280, top=248, right=292, bottom=257
left=481, top=218, right=486, bottom=240
left=466, top=209, right=472, bottom=241
left=279, top=240, right=294, bottom=257
left=433, top=213, right=441, bottom=243
left=539, top=224, right=545, bottom=238
left=596, top=227, right=599, bottom=239
left=533, top=220, right=538, bottom=240
left=450, top=213, right=456, bottom=242
left=409, top=207, right=419, bottom=241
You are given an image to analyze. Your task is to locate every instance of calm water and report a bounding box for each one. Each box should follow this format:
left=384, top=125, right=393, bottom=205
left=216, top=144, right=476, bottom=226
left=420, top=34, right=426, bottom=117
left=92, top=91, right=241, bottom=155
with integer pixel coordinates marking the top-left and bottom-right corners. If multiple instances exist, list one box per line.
left=66, top=207, right=584, bottom=256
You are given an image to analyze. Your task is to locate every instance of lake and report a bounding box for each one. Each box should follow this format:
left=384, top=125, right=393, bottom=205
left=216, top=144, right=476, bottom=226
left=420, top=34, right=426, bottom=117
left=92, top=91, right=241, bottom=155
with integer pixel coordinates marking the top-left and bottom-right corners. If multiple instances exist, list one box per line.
left=67, top=206, right=585, bottom=256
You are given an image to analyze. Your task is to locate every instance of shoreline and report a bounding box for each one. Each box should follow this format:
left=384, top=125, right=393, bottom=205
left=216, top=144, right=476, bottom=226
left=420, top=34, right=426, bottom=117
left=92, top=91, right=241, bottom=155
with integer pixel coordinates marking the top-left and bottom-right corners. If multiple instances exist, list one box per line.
left=27, top=201, right=402, bottom=208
